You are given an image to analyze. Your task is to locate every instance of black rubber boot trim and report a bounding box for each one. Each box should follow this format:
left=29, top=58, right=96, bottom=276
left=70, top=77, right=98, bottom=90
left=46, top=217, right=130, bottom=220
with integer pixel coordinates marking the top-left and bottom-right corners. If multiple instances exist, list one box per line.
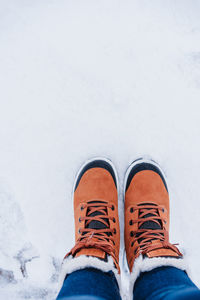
left=75, top=160, right=117, bottom=191
left=125, top=162, right=168, bottom=192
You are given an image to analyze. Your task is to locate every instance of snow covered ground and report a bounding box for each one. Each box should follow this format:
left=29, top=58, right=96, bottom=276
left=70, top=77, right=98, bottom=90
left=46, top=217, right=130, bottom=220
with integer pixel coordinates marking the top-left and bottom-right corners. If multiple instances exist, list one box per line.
left=0, top=0, right=200, bottom=299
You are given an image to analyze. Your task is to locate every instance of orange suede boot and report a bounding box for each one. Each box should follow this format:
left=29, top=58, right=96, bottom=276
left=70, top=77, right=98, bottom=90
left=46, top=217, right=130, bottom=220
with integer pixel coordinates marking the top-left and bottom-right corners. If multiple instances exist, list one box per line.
left=124, top=158, right=185, bottom=291
left=59, top=158, right=121, bottom=290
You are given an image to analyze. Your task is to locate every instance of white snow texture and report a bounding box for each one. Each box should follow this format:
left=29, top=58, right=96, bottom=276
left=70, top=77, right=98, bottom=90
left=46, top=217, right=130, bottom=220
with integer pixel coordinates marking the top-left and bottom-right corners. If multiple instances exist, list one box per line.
left=0, top=0, right=200, bottom=299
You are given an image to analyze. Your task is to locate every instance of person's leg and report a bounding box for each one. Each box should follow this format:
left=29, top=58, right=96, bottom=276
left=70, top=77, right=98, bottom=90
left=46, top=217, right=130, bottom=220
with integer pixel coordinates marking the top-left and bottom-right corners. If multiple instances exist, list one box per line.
left=134, top=266, right=200, bottom=300
left=56, top=158, right=121, bottom=300
left=57, top=268, right=121, bottom=300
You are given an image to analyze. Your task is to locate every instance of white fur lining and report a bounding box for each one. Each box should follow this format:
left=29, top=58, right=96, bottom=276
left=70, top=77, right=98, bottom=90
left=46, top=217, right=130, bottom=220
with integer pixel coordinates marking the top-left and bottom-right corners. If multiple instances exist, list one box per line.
left=129, top=255, right=188, bottom=297
left=56, top=255, right=122, bottom=298
left=55, top=253, right=188, bottom=299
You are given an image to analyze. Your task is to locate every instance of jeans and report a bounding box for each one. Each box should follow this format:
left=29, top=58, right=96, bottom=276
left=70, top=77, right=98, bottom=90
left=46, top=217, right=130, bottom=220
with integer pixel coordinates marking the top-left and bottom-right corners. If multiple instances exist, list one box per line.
left=57, top=268, right=121, bottom=300
left=57, top=266, right=200, bottom=300
left=134, top=266, right=200, bottom=300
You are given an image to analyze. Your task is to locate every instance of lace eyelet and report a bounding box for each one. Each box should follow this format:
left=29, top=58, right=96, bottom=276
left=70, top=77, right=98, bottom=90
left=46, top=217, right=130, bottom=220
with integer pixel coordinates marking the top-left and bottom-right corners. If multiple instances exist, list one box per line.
left=81, top=205, right=84, bottom=211
left=130, top=231, right=134, bottom=237
left=79, top=218, right=82, bottom=223
left=78, top=229, right=81, bottom=234
left=130, top=207, right=134, bottom=213
left=129, top=220, right=133, bottom=225
left=113, top=218, right=116, bottom=223
left=162, top=208, right=165, bottom=213
left=131, top=242, right=134, bottom=247
left=134, top=249, right=137, bottom=255
left=111, top=205, right=115, bottom=211
left=113, top=228, right=116, bottom=234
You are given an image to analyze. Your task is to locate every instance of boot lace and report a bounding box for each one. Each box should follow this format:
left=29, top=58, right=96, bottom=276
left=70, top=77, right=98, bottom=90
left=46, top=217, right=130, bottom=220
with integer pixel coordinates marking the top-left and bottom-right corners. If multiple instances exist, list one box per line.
left=130, top=203, right=182, bottom=257
left=67, top=200, right=118, bottom=266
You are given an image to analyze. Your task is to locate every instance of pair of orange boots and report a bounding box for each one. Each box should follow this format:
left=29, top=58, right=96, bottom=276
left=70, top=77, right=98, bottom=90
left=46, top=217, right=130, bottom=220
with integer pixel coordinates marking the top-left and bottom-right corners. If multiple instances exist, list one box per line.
left=60, top=158, right=184, bottom=293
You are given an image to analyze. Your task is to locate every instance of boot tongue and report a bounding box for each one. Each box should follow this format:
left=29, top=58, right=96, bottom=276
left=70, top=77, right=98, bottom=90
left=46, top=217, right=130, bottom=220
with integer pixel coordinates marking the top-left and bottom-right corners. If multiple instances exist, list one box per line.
left=75, top=201, right=110, bottom=259
left=75, top=244, right=106, bottom=259
left=138, top=203, right=162, bottom=230
left=86, top=201, right=109, bottom=231
left=77, top=201, right=109, bottom=260
left=138, top=203, right=162, bottom=244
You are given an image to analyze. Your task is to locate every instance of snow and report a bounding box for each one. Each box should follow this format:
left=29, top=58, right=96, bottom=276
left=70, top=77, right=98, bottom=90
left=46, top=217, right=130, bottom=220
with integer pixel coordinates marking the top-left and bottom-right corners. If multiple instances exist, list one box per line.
left=0, top=0, right=200, bottom=298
